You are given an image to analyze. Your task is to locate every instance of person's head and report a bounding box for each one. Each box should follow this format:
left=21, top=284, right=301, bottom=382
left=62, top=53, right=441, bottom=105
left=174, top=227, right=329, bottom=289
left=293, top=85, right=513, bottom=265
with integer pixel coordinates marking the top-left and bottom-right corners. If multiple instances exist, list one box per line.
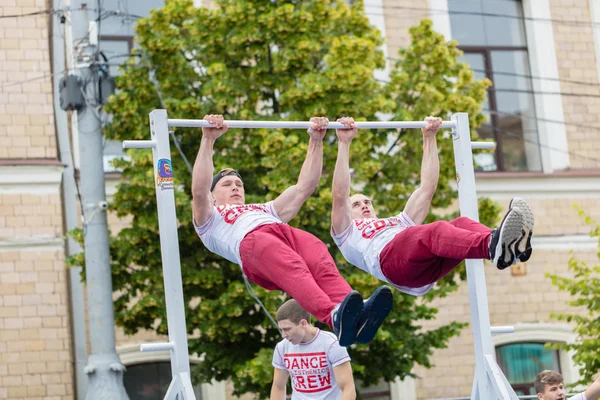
left=535, top=370, right=565, bottom=400
left=350, top=193, right=377, bottom=219
left=211, top=168, right=245, bottom=205
left=276, top=299, right=313, bottom=345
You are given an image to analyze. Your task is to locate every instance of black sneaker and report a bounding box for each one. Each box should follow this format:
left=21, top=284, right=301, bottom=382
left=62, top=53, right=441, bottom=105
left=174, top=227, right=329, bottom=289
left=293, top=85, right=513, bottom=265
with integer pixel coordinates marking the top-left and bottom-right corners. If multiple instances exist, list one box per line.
left=489, top=208, right=525, bottom=270
left=355, top=286, right=394, bottom=345
left=509, top=198, right=534, bottom=262
left=331, top=291, right=364, bottom=347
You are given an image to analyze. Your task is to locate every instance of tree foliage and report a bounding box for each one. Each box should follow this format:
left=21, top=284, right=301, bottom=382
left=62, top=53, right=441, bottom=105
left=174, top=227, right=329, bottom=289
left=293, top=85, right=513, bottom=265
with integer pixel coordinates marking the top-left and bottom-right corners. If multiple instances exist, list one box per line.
left=68, top=0, right=498, bottom=397
left=547, top=207, right=600, bottom=388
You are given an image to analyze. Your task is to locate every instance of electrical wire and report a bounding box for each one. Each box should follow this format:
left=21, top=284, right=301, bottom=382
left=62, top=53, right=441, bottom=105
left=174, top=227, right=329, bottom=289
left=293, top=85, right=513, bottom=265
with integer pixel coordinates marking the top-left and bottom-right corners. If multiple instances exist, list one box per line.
left=375, top=5, right=600, bottom=29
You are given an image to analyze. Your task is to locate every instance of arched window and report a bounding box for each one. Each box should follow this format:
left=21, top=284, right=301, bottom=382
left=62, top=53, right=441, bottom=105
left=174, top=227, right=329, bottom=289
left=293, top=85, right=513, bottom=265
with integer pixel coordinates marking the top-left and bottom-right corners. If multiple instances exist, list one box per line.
left=496, top=342, right=561, bottom=396
left=492, top=323, right=581, bottom=396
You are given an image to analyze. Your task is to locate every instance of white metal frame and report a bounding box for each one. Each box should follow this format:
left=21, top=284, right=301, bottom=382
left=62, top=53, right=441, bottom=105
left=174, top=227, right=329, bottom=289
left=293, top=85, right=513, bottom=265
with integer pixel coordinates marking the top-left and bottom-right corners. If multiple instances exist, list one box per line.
left=123, top=110, right=515, bottom=399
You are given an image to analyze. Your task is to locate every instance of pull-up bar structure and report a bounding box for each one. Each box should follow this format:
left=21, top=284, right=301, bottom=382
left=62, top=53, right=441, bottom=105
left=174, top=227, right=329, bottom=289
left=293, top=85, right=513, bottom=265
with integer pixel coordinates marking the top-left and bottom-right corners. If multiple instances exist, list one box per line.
left=123, top=109, right=516, bottom=400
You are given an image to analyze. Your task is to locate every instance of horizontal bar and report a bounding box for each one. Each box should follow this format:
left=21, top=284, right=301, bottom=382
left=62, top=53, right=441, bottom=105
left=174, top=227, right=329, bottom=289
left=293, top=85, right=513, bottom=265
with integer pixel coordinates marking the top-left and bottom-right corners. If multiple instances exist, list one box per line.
left=123, top=140, right=156, bottom=149
left=490, top=326, right=515, bottom=334
left=167, top=119, right=457, bottom=130
left=140, top=342, right=175, bottom=352
left=471, top=141, right=496, bottom=149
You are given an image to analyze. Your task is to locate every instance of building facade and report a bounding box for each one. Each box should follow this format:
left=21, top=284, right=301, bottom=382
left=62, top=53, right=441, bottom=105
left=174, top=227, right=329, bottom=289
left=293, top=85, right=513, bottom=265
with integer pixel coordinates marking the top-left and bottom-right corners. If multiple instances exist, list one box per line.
left=1, top=0, right=599, bottom=399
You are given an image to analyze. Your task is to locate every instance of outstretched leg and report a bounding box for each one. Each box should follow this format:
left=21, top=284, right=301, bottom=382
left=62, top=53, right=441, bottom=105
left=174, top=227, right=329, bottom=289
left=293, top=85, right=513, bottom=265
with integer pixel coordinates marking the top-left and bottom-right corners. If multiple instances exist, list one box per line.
left=380, top=207, right=527, bottom=287
left=239, top=225, right=353, bottom=328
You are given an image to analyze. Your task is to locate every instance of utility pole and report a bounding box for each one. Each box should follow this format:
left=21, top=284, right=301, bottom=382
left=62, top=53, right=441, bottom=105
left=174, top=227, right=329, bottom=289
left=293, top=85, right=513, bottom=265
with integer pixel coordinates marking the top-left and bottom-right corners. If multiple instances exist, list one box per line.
left=67, top=2, right=130, bottom=398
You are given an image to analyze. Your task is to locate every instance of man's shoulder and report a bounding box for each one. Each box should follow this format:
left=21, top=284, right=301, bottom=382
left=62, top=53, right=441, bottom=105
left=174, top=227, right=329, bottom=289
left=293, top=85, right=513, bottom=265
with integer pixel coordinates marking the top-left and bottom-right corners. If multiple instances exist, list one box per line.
left=318, top=330, right=338, bottom=343
left=568, top=392, right=586, bottom=400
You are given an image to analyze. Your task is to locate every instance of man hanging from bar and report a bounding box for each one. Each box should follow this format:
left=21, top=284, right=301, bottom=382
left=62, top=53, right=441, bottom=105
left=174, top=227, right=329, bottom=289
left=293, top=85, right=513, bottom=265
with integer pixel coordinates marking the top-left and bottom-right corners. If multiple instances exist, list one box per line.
left=192, top=115, right=393, bottom=347
left=330, top=116, right=534, bottom=301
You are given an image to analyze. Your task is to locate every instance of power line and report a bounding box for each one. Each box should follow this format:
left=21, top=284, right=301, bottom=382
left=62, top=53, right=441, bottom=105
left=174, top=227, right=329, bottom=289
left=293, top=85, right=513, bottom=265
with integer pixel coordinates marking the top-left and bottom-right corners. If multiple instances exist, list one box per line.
left=469, top=68, right=598, bottom=87
left=0, top=70, right=67, bottom=89
left=484, top=109, right=600, bottom=131
left=386, top=57, right=600, bottom=88
left=489, top=87, right=600, bottom=98
left=0, top=6, right=142, bottom=20
left=491, top=125, right=600, bottom=164
left=377, top=74, right=600, bottom=99
left=0, top=9, right=53, bottom=18
left=375, top=5, right=600, bottom=29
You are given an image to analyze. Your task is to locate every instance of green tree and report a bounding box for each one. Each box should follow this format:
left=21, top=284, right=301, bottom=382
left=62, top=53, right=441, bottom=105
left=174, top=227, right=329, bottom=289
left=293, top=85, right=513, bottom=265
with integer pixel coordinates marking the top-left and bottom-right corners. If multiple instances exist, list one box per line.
left=71, top=0, right=496, bottom=397
left=547, top=208, right=600, bottom=388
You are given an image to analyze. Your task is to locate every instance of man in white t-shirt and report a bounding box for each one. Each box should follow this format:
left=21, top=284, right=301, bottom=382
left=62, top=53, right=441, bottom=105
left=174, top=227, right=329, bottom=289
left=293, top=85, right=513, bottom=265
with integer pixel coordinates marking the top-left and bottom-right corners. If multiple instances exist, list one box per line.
left=192, top=115, right=393, bottom=347
left=535, top=370, right=600, bottom=400
left=271, top=299, right=355, bottom=400
left=330, top=117, right=534, bottom=335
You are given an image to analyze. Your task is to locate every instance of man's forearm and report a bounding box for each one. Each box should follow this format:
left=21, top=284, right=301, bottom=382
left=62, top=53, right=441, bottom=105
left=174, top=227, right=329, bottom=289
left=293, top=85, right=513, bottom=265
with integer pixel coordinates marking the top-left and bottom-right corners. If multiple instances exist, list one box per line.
left=420, top=136, right=439, bottom=193
left=332, top=141, right=351, bottom=199
left=269, top=386, right=286, bottom=400
left=296, top=138, right=323, bottom=197
left=192, top=137, right=216, bottom=197
left=340, top=386, right=356, bottom=400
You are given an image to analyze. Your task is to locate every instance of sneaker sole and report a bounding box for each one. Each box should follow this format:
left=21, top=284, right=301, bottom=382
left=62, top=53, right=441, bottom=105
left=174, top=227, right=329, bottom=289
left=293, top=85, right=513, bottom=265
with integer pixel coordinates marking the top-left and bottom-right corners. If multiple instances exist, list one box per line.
left=356, top=286, right=394, bottom=345
left=493, top=208, right=525, bottom=270
left=509, top=198, right=534, bottom=262
left=336, top=291, right=364, bottom=347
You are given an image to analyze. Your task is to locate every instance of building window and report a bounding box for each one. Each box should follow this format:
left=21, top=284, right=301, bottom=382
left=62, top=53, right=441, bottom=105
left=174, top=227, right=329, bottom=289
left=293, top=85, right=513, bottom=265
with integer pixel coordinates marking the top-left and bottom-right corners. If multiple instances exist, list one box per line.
left=496, top=343, right=561, bottom=396
left=449, top=0, right=543, bottom=173
left=123, top=362, right=204, bottom=400
left=356, top=379, right=391, bottom=400
left=99, top=35, right=134, bottom=77
left=94, top=1, right=165, bottom=172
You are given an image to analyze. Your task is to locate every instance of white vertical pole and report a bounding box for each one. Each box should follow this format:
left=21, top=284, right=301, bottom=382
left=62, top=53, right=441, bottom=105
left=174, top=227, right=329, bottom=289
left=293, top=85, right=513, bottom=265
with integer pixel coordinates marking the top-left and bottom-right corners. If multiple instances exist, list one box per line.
left=149, top=110, right=193, bottom=384
left=451, top=113, right=503, bottom=399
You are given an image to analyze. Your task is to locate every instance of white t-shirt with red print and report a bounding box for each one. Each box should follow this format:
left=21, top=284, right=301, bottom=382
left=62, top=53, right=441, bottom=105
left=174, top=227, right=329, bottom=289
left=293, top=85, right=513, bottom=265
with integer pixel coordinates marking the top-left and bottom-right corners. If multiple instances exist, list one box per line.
left=272, top=329, right=350, bottom=400
left=331, top=212, right=434, bottom=296
left=194, top=201, right=281, bottom=265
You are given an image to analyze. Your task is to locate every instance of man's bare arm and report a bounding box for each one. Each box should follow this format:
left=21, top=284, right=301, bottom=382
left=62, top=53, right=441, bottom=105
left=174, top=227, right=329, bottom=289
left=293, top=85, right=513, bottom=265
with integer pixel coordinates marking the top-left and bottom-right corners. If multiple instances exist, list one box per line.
left=403, top=116, right=442, bottom=225
left=270, top=368, right=289, bottom=400
left=333, top=361, right=356, bottom=400
left=331, top=117, right=357, bottom=235
left=191, top=115, right=228, bottom=226
left=584, top=373, right=600, bottom=400
left=273, top=117, right=328, bottom=223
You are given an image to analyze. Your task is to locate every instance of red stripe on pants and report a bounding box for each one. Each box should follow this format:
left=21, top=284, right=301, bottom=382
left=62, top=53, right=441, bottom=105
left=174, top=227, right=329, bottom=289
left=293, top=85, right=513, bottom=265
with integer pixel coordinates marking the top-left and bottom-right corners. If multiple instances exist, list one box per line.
left=239, top=223, right=352, bottom=327
left=380, top=217, right=492, bottom=288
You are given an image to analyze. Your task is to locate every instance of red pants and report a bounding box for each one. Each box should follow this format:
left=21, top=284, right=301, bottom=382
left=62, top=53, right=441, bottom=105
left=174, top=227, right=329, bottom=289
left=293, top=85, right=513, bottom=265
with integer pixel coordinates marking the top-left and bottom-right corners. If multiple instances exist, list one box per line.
left=239, top=224, right=352, bottom=327
left=380, top=217, right=491, bottom=288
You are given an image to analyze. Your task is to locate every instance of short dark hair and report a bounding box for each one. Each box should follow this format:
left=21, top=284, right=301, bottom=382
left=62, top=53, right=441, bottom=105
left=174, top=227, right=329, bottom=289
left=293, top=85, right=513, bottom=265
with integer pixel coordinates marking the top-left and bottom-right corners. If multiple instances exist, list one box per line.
left=276, top=299, right=311, bottom=324
left=210, top=168, right=243, bottom=191
left=534, top=370, right=564, bottom=394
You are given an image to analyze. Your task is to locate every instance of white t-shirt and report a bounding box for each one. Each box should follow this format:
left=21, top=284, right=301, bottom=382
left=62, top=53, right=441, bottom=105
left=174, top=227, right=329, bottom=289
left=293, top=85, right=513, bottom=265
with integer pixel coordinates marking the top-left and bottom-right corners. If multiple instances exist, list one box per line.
left=194, top=201, right=282, bottom=265
left=272, top=329, right=350, bottom=400
left=569, top=393, right=586, bottom=400
left=331, top=212, right=433, bottom=296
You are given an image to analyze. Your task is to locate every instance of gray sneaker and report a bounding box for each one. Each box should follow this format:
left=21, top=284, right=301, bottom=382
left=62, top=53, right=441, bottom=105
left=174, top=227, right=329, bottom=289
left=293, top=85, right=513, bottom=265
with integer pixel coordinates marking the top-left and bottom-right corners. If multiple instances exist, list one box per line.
left=509, top=197, right=534, bottom=262
left=489, top=208, right=525, bottom=270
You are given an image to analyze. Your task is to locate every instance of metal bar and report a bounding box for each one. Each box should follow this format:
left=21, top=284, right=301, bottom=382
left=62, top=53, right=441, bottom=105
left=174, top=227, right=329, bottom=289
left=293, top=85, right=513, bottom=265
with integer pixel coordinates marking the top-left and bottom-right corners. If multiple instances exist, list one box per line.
left=471, top=141, right=496, bottom=149
left=149, top=110, right=194, bottom=398
left=123, top=140, right=155, bottom=149
left=452, top=113, right=519, bottom=399
left=491, top=326, right=515, bottom=334
left=166, top=119, right=457, bottom=130
left=140, top=342, right=175, bottom=352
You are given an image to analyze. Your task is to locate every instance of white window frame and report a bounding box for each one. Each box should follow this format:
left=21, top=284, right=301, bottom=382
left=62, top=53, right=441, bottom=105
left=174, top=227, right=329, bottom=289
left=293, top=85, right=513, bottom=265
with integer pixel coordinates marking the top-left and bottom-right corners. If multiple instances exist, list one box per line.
left=428, top=0, right=569, bottom=173
left=117, top=344, right=227, bottom=400
left=492, top=323, right=582, bottom=386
